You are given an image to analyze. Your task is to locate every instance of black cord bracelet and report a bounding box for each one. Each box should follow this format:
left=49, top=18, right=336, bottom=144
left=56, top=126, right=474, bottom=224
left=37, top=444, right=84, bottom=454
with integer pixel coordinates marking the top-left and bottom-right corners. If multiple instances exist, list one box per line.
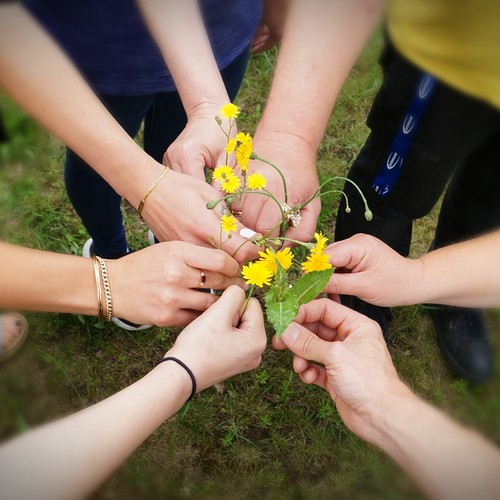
left=155, top=356, right=197, bottom=401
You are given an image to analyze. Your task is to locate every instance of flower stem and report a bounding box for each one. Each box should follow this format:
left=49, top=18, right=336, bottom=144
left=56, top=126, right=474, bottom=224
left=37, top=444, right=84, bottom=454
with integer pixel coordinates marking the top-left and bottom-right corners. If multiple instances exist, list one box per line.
left=252, top=153, right=288, bottom=205
left=242, top=284, right=255, bottom=316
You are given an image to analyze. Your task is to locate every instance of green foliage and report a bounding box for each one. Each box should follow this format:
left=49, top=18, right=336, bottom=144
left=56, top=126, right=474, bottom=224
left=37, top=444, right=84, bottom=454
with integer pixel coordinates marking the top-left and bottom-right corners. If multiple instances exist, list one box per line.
left=0, top=32, right=499, bottom=500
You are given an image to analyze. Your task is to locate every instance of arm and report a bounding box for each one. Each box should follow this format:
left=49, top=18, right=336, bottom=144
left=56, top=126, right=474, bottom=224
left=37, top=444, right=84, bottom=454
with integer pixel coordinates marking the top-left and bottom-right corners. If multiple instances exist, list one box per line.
left=251, top=0, right=289, bottom=54
left=324, top=231, right=500, bottom=308
left=238, top=0, right=385, bottom=240
left=273, top=299, right=500, bottom=500
left=0, top=240, right=246, bottom=326
left=0, top=286, right=267, bottom=500
left=136, top=0, right=235, bottom=179
left=0, top=4, right=258, bottom=262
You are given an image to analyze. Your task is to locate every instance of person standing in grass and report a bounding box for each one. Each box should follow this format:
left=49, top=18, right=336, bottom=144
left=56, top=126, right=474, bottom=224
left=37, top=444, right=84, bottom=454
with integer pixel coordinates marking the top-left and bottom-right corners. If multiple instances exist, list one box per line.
left=234, top=0, right=500, bottom=383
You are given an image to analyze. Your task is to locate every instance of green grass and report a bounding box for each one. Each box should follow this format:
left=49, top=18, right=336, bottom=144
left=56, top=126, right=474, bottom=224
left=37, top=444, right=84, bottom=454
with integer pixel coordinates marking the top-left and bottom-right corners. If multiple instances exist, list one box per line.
left=1, top=33, right=499, bottom=499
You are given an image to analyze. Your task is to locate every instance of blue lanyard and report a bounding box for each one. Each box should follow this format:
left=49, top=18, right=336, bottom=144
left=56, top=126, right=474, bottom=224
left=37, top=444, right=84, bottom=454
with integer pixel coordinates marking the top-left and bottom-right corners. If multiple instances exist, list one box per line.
left=372, top=73, right=437, bottom=197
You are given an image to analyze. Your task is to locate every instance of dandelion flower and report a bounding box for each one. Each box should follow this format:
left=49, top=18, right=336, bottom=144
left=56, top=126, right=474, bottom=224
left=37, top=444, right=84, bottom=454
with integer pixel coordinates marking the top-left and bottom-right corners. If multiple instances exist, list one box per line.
left=220, top=103, right=240, bottom=120
left=213, top=165, right=234, bottom=182
left=258, top=247, right=293, bottom=275
left=220, top=214, right=237, bottom=234
left=301, top=252, right=332, bottom=273
left=312, top=232, right=328, bottom=254
left=221, top=174, right=241, bottom=194
left=236, top=140, right=252, bottom=171
left=225, top=138, right=236, bottom=154
left=242, top=261, right=273, bottom=287
left=235, top=132, right=252, bottom=144
left=248, top=173, right=267, bottom=190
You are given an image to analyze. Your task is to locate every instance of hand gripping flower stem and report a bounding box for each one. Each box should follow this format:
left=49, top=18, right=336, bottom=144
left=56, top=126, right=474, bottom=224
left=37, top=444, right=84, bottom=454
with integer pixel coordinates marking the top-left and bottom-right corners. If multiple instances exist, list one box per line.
left=301, top=176, right=373, bottom=221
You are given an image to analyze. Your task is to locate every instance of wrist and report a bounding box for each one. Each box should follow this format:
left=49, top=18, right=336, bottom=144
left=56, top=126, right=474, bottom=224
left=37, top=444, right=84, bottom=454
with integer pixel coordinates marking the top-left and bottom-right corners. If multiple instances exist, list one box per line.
left=363, top=382, right=418, bottom=451
left=151, top=357, right=194, bottom=404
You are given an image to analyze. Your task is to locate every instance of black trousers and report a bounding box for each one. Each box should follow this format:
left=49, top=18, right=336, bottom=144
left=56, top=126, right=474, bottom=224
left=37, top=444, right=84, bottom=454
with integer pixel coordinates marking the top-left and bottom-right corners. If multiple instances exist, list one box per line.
left=335, top=42, right=500, bottom=255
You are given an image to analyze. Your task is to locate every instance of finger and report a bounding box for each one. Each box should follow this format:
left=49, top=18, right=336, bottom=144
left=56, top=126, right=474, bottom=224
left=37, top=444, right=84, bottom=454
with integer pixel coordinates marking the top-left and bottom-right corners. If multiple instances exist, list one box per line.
left=176, top=289, right=219, bottom=312
left=207, top=285, right=247, bottom=321
left=163, top=309, right=200, bottom=327
left=299, top=363, right=329, bottom=391
left=292, top=354, right=310, bottom=374
left=188, top=268, right=246, bottom=291
left=324, top=235, right=372, bottom=270
left=237, top=297, right=265, bottom=335
left=183, top=245, right=241, bottom=278
left=279, top=322, right=329, bottom=365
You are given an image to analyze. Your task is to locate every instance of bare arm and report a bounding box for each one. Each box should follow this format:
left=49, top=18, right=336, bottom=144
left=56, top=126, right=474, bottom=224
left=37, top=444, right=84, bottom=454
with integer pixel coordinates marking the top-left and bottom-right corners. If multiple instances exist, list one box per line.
left=324, top=231, right=500, bottom=308
left=0, top=287, right=266, bottom=500
left=274, top=299, right=500, bottom=500
left=238, top=0, right=385, bottom=241
left=0, top=4, right=259, bottom=261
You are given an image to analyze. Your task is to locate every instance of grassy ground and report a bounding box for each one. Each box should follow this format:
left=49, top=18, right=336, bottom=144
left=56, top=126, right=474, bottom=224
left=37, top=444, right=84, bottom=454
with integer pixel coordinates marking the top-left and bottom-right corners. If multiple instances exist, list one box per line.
left=1, top=34, right=499, bottom=499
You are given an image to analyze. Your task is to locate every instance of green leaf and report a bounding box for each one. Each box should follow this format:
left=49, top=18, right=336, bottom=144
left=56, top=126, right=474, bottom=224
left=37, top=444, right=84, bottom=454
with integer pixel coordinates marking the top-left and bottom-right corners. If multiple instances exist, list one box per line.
left=264, top=292, right=298, bottom=338
left=291, top=268, right=334, bottom=306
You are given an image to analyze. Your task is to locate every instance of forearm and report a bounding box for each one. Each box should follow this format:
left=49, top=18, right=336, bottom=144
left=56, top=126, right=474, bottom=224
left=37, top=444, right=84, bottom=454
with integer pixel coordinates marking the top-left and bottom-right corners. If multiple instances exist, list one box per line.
left=413, top=230, right=500, bottom=308
left=137, top=0, right=229, bottom=115
left=257, top=0, right=384, bottom=151
left=0, top=4, right=161, bottom=207
left=370, top=388, right=500, bottom=500
left=0, top=362, right=191, bottom=500
left=0, top=242, right=98, bottom=315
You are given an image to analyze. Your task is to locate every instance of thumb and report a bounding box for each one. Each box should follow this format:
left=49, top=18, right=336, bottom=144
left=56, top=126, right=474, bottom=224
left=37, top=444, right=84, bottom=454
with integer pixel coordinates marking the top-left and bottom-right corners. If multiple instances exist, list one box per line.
left=280, top=322, right=328, bottom=365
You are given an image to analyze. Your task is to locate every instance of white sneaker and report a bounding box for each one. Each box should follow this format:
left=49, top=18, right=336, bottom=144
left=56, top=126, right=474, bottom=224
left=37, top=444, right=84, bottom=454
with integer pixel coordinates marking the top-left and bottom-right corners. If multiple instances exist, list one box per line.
left=148, top=229, right=157, bottom=246
left=82, top=238, right=94, bottom=258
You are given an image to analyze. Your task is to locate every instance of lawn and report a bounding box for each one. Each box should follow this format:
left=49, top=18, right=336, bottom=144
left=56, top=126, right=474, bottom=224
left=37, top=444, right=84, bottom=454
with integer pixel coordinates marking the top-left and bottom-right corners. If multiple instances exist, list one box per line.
left=0, top=33, right=499, bottom=499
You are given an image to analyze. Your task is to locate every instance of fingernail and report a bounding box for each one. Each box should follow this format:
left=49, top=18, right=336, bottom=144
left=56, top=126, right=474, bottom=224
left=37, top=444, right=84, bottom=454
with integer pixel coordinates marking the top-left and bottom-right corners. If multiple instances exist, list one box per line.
left=240, top=228, right=256, bottom=238
left=282, top=323, right=299, bottom=344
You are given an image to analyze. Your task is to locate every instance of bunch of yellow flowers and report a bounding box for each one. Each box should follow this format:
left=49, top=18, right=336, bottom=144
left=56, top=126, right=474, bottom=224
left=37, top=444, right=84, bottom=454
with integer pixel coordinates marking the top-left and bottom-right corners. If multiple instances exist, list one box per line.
left=207, top=104, right=369, bottom=337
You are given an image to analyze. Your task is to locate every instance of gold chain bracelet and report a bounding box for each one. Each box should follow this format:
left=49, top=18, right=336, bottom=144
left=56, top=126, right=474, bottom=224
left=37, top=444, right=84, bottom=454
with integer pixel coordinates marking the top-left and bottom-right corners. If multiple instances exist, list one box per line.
left=96, top=256, right=113, bottom=322
left=137, top=167, right=170, bottom=218
left=91, top=255, right=104, bottom=321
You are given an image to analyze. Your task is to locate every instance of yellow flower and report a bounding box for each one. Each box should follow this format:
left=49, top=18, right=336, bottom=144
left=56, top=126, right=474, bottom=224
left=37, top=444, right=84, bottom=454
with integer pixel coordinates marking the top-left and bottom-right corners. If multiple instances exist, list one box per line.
left=220, top=103, right=240, bottom=120
left=301, top=252, right=332, bottom=273
left=236, top=139, right=252, bottom=171
left=213, top=165, right=234, bottom=182
left=311, top=232, right=328, bottom=254
left=220, top=214, right=237, bottom=234
left=221, top=174, right=241, bottom=194
left=225, top=138, right=236, bottom=154
left=248, top=173, right=267, bottom=190
left=235, top=132, right=252, bottom=144
left=241, top=261, right=273, bottom=287
left=258, top=247, right=293, bottom=275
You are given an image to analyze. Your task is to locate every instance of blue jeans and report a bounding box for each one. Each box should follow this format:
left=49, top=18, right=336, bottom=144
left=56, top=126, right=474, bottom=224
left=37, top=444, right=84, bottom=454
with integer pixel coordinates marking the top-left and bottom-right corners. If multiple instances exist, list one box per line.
left=65, top=48, right=250, bottom=258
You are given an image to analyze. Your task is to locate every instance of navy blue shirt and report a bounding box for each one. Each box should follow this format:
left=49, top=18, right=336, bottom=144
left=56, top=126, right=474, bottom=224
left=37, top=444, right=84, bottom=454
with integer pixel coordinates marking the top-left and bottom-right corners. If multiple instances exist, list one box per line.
left=25, top=0, right=262, bottom=95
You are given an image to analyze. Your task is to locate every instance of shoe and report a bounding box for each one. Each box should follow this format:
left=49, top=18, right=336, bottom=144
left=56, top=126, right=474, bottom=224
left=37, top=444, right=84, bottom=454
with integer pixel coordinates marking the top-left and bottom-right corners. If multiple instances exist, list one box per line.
left=147, top=229, right=158, bottom=246
left=428, top=305, right=493, bottom=383
left=82, top=238, right=152, bottom=331
left=82, top=237, right=130, bottom=260
left=0, top=313, right=28, bottom=363
left=341, top=296, right=392, bottom=342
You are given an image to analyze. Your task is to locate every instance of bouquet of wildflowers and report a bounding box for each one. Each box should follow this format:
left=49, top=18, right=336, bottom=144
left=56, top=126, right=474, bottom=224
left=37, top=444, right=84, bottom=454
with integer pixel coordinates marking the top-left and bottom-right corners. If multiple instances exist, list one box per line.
left=207, top=104, right=372, bottom=338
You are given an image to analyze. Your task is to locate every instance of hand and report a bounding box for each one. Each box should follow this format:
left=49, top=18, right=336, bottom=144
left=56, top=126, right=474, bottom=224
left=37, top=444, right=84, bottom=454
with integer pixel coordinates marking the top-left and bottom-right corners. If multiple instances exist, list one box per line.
left=108, top=242, right=246, bottom=326
left=164, top=104, right=235, bottom=181
left=140, top=168, right=260, bottom=263
left=324, top=234, right=421, bottom=307
left=272, top=298, right=410, bottom=445
left=251, top=0, right=288, bottom=54
left=165, top=286, right=267, bottom=391
left=230, top=130, right=320, bottom=243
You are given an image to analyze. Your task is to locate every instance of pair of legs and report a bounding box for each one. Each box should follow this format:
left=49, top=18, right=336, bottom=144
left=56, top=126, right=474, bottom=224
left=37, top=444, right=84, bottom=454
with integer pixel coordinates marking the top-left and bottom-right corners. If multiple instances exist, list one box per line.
left=65, top=49, right=250, bottom=259
left=335, top=41, right=500, bottom=381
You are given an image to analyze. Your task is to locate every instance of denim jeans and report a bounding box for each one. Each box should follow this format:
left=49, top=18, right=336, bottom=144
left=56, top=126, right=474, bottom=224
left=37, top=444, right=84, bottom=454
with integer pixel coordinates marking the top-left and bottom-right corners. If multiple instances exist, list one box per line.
left=65, top=48, right=250, bottom=258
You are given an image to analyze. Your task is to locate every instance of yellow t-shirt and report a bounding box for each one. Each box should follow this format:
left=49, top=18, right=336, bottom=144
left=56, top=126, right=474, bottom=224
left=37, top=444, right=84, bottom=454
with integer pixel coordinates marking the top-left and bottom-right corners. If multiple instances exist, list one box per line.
left=387, top=0, right=500, bottom=109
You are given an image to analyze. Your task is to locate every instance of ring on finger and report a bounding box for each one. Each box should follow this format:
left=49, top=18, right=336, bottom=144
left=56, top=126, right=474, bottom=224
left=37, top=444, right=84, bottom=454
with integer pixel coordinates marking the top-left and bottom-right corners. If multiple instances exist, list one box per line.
left=199, top=271, right=207, bottom=288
